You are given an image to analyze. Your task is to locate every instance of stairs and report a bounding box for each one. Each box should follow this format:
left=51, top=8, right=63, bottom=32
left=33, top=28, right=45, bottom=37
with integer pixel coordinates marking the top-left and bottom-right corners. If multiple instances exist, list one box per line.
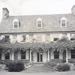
left=23, top=63, right=54, bottom=73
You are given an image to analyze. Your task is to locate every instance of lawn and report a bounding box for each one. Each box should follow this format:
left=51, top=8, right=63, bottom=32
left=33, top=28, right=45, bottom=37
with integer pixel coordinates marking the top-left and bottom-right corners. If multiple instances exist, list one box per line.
left=0, top=71, right=75, bottom=75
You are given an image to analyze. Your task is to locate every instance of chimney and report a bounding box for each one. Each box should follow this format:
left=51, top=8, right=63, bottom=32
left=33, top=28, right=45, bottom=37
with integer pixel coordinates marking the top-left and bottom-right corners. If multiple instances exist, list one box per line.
left=3, top=8, right=9, bottom=19
left=71, top=5, right=75, bottom=15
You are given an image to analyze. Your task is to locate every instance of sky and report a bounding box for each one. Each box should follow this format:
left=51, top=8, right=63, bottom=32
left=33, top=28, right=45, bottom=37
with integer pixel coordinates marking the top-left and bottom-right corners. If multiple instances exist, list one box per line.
left=0, top=0, right=75, bottom=21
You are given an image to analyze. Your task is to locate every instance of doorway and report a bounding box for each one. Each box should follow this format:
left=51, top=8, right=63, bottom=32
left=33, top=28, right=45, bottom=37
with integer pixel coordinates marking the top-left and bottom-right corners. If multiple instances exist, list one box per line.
left=63, top=50, right=66, bottom=62
left=37, top=52, right=43, bottom=62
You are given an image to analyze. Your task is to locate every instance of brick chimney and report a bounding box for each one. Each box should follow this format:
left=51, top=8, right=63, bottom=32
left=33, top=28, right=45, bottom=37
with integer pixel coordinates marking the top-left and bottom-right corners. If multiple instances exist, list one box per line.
left=3, top=8, right=9, bottom=19
left=71, top=5, right=75, bottom=15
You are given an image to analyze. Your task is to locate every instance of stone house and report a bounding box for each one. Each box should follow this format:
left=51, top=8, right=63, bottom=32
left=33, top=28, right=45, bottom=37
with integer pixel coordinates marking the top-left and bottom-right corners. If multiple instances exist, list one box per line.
left=0, top=6, right=75, bottom=63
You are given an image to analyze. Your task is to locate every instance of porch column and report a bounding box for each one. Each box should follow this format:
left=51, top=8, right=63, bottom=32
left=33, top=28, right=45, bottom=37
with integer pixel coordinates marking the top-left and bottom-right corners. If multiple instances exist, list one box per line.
left=51, top=50, right=54, bottom=59
left=18, top=50, right=21, bottom=60
left=30, top=50, right=31, bottom=62
left=68, top=50, right=71, bottom=59
left=48, top=50, right=50, bottom=61
left=43, top=51, right=47, bottom=63
left=66, top=50, right=68, bottom=63
left=1, top=51, right=5, bottom=60
left=26, top=50, right=29, bottom=60
left=10, top=51, right=14, bottom=61
left=59, top=51, right=63, bottom=59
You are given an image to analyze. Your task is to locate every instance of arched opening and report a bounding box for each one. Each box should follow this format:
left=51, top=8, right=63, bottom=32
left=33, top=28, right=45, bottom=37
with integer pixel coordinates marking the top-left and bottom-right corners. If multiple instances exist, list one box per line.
left=5, top=52, right=10, bottom=60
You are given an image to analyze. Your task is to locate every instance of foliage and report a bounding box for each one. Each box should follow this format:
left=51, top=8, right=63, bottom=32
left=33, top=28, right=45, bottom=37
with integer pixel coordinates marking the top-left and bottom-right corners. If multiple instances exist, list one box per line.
left=55, top=63, right=70, bottom=71
left=44, top=62, right=57, bottom=68
left=0, top=36, right=75, bottom=52
left=6, top=61, right=24, bottom=72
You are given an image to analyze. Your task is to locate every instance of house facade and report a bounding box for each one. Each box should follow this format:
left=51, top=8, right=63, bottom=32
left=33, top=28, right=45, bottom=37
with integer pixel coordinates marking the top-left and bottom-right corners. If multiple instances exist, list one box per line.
left=0, top=6, right=75, bottom=63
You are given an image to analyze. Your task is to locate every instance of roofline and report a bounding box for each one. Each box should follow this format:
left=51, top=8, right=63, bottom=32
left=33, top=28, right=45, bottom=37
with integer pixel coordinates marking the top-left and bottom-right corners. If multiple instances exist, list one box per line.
left=8, top=13, right=72, bottom=17
left=0, top=31, right=75, bottom=34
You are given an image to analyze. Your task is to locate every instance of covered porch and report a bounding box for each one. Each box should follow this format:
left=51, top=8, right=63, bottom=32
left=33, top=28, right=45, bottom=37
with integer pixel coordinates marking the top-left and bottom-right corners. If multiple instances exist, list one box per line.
left=0, top=39, right=75, bottom=63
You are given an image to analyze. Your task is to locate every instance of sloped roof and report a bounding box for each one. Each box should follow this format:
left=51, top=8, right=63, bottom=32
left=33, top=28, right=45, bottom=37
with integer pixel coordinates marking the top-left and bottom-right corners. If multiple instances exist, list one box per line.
left=0, top=13, right=75, bottom=33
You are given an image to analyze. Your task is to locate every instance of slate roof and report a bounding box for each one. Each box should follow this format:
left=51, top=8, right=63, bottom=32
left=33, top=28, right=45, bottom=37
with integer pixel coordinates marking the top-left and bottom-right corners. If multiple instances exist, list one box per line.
left=0, top=13, right=75, bottom=33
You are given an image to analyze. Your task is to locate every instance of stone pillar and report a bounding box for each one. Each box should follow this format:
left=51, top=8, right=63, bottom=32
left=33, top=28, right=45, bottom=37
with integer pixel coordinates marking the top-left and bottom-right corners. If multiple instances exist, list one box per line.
left=10, top=51, right=14, bottom=61
left=51, top=50, right=54, bottom=59
left=18, top=50, right=21, bottom=60
left=66, top=50, right=68, bottom=63
left=1, top=51, right=5, bottom=60
left=59, top=51, right=63, bottom=59
left=26, top=50, right=29, bottom=60
left=48, top=50, right=50, bottom=61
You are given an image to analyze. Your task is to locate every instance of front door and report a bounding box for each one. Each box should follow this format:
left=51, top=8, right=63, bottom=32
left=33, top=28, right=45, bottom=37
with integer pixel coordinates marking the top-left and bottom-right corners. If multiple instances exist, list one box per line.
left=37, top=52, right=43, bottom=62
left=63, top=50, right=66, bottom=62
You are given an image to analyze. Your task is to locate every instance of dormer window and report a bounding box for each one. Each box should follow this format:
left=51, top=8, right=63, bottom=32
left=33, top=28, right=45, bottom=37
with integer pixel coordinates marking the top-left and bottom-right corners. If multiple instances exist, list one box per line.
left=13, top=18, right=19, bottom=28
left=60, top=17, right=67, bottom=27
left=36, top=18, right=42, bottom=28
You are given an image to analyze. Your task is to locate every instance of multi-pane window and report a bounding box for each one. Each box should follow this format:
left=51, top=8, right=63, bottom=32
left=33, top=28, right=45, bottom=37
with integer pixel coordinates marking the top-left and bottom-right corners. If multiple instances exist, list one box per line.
left=37, top=21, right=42, bottom=27
left=13, top=19, right=19, bottom=28
left=21, top=50, right=26, bottom=59
left=36, top=18, right=42, bottom=28
left=71, top=50, right=75, bottom=58
left=62, top=20, right=66, bottom=27
left=14, top=22, right=18, bottom=28
left=54, top=51, right=59, bottom=59
left=5, top=52, right=10, bottom=60
left=61, top=17, right=67, bottom=27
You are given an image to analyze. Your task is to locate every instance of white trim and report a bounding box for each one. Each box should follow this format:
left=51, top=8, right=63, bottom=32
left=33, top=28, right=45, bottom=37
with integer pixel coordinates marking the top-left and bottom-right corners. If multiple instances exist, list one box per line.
left=60, top=17, right=67, bottom=27
left=36, top=18, right=43, bottom=28
left=13, top=18, right=19, bottom=29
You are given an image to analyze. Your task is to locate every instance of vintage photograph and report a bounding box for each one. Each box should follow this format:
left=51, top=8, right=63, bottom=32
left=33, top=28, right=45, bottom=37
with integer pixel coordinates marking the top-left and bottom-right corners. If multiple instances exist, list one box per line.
left=0, top=0, right=75, bottom=75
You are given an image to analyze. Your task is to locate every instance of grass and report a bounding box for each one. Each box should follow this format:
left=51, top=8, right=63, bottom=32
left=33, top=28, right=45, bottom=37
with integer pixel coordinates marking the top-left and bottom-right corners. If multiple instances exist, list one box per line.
left=0, top=70, right=75, bottom=75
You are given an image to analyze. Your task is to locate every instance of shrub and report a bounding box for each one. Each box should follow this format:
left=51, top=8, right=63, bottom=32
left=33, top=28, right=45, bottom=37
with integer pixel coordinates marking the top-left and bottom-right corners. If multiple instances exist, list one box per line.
left=7, top=62, right=24, bottom=72
left=44, top=62, right=57, bottom=68
left=56, top=64, right=70, bottom=71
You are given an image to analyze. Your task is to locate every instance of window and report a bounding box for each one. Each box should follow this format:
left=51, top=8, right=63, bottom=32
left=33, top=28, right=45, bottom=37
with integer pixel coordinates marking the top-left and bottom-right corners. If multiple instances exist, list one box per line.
left=13, top=18, right=19, bottom=28
left=36, top=18, right=42, bottom=28
left=5, top=35, right=9, bottom=42
left=54, top=38, right=59, bottom=41
left=70, top=38, right=75, bottom=41
left=5, top=52, right=10, bottom=60
left=61, top=17, right=67, bottom=27
left=71, top=50, right=75, bottom=58
left=54, top=51, right=59, bottom=59
left=62, top=20, right=66, bottom=26
left=14, top=22, right=18, bottom=28
left=21, top=50, right=26, bottom=59
left=38, top=21, right=42, bottom=27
